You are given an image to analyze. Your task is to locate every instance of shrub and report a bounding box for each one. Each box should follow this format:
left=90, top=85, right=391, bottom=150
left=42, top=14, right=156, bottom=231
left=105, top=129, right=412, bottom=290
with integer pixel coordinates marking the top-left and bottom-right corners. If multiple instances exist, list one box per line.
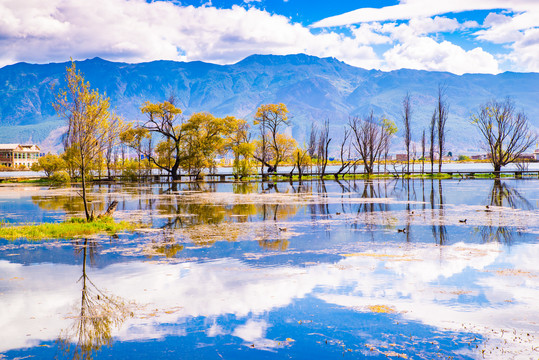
left=50, top=170, right=71, bottom=184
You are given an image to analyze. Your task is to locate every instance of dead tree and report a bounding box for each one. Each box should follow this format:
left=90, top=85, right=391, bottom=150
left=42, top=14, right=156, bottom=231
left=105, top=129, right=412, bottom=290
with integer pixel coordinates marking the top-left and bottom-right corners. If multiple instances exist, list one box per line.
left=317, top=119, right=332, bottom=177
left=421, top=129, right=426, bottom=174
left=348, top=112, right=386, bottom=175
left=335, top=127, right=351, bottom=177
left=436, top=85, right=448, bottom=172
left=429, top=110, right=437, bottom=173
left=402, top=93, right=412, bottom=172
left=471, top=98, right=537, bottom=173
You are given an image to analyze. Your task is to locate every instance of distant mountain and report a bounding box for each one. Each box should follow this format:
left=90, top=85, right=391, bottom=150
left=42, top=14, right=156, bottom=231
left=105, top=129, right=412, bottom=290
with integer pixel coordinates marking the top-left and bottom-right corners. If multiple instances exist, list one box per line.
left=0, top=54, right=538, bottom=153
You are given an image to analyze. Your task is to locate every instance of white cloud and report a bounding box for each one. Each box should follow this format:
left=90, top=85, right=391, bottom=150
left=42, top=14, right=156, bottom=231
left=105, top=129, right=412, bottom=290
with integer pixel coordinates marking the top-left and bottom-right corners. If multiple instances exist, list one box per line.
left=311, top=0, right=539, bottom=28
left=506, top=27, right=539, bottom=72
left=0, top=0, right=382, bottom=70
left=1, top=0, right=534, bottom=74
left=383, top=36, right=500, bottom=74
left=311, top=0, right=539, bottom=73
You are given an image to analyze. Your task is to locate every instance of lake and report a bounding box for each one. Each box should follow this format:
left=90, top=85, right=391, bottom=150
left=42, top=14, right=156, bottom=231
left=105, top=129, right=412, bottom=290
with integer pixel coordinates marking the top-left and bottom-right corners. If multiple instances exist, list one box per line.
left=1, top=178, right=538, bottom=359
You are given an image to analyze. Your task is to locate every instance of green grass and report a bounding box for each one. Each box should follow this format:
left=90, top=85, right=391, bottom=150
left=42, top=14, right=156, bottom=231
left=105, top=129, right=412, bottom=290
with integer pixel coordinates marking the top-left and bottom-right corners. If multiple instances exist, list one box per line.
left=0, top=217, right=138, bottom=241
left=1, top=178, right=50, bottom=184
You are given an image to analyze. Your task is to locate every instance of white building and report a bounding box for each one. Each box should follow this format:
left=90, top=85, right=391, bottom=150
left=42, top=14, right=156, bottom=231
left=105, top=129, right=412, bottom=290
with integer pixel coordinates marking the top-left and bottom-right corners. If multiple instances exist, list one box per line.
left=0, top=144, right=41, bottom=168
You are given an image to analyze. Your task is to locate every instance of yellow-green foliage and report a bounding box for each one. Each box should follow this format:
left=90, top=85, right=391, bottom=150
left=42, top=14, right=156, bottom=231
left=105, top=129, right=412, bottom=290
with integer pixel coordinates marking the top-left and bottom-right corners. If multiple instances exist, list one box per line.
left=0, top=217, right=137, bottom=241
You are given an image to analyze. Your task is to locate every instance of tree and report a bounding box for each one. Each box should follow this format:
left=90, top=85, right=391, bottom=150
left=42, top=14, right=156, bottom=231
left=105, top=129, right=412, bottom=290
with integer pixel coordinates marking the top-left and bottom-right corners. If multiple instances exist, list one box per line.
left=335, top=127, right=351, bottom=177
left=227, top=117, right=254, bottom=179
left=471, top=98, right=537, bottom=173
left=119, top=124, right=150, bottom=180
left=436, top=85, right=448, bottom=172
left=429, top=109, right=437, bottom=173
left=348, top=112, right=387, bottom=175
left=31, top=153, right=66, bottom=177
left=139, top=98, right=184, bottom=180
left=253, top=103, right=290, bottom=174
left=54, top=61, right=115, bottom=221
left=317, top=119, right=332, bottom=177
left=381, top=117, right=398, bottom=173
left=402, top=93, right=412, bottom=172
left=104, top=116, right=127, bottom=179
left=421, top=129, right=426, bottom=173
left=181, top=112, right=237, bottom=178
left=292, top=143, right=311, bottom=180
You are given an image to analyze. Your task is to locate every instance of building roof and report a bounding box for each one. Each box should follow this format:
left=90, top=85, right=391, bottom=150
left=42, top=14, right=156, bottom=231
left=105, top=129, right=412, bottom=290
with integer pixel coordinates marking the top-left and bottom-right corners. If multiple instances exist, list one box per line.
left=0, top=144, right=40, bottom=151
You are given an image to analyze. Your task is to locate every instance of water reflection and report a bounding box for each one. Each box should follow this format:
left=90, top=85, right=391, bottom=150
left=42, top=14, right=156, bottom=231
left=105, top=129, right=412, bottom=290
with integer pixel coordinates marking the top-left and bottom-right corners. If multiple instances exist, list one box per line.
left=1, top=178, right=539, bottom=359
left=58, top=239, right=133, bottom=360
left=478, top=179, right=533, bottom=244
left=23, top=178, right=539, bottom=249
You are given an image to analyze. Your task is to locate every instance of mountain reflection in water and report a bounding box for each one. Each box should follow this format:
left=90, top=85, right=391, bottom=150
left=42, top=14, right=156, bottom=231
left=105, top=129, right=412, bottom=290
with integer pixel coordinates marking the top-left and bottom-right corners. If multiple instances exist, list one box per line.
left=0, top=178, right=538, bottom=359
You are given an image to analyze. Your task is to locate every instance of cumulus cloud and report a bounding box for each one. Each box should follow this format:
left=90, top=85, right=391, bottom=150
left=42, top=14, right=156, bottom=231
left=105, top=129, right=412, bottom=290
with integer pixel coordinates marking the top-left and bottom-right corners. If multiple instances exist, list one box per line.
left=382, top=36, right=500, bottom=74
left=311, top=0, right=539, bottom=27
left=312, top=0, right=539, bottom=72
left=1, top=0, right=535, bottom=74
left=0, top=0, right=382, bottom=69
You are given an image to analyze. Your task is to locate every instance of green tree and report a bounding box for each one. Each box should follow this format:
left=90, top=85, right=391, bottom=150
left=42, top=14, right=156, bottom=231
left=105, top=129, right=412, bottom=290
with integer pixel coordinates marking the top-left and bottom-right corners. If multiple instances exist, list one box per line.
left=31, top=153, right=66, bottom=177
left=253, top=103, right=290, bottom=174
left=54, top=61, right=117, bottom=221
left=139, top=99, right=184, bottom=180
left=181, top=112, right=236, bottom=178
left=226, top=117, right=254, bottom=179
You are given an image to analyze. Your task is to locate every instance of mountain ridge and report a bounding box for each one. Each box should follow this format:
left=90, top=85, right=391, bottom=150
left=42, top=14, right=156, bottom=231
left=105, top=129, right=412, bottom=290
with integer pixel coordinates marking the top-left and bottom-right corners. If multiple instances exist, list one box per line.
left=0, top=54, right=538, bottom=153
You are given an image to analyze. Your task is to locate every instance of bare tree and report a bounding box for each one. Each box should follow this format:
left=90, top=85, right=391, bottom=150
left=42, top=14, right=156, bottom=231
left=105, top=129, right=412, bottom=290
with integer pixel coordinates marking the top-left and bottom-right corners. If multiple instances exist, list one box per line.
left=348, top=112, right=387, bottom=175
left=335, top=127, right=351, bottom=177
left=421, top=129, right=426, bottom=174
left=429, top=109, right=437, bottom=173
left=317, top=119, right=332, bottom=177
left=307, top=123, right=318, bottom=159
left=471, top=98, right=537, bottom=173
left=402, top=93, right=412, bottom=172
left=436, top=85, right=448, bottom=172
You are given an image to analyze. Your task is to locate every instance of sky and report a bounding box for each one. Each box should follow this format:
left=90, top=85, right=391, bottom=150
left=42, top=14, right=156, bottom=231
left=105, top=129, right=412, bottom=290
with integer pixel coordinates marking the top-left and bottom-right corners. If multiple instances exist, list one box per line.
left=0, top=0, right=538, bottom=74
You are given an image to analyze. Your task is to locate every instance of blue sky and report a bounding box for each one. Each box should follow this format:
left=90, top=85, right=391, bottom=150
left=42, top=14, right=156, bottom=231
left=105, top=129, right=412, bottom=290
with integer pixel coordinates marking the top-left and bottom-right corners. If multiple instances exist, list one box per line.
left=0, top=0, right=538, bottom=74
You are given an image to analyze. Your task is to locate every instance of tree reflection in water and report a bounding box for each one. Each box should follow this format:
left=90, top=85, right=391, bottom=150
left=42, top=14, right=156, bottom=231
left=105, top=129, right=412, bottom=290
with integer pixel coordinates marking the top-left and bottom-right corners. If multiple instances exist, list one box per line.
left=480, top=179, right=532, bottom=244
left=57, top=238, right=133, bottom=360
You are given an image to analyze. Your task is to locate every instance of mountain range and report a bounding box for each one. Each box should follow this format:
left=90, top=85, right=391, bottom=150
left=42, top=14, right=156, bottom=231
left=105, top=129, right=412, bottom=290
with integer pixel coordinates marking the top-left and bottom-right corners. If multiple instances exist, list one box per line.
left=0, top=54, right=538, bottom=153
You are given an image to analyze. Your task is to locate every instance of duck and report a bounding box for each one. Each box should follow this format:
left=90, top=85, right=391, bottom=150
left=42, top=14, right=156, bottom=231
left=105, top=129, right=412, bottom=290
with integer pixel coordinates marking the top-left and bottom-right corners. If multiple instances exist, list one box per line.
left=397, top=228, right=407, bottom=233
left=459, top=219, right=467, bottom=223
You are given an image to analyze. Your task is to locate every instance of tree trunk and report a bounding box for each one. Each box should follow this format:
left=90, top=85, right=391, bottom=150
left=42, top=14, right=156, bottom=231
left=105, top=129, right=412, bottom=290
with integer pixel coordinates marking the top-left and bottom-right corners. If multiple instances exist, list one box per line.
left=81, top=166, right=90, bottom=221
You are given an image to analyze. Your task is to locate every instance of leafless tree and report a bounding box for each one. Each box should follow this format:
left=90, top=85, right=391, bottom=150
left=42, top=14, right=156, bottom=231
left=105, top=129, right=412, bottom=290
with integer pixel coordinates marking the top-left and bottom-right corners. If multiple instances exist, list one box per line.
left=471, top=98, right=537, bottom=173
left=317, top=119, right=332, bottom=177
left=308, top=123, right=318, bottom=159
left=429, top=109, right=437, bottom=173
left=335, top=127, right=351, bottom=177
left=436, top=85, right=448, bottom=172
left=421, top=129, right=426, bottom=174
left=348, top=111, right=387, bottom=175
left=402, top=93, right=412, bottom=172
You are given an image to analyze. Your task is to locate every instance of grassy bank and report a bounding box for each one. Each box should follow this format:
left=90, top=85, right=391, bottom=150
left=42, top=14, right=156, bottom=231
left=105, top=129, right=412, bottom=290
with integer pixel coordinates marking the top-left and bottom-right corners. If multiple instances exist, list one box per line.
left=0, top=217, right=138, bottom=240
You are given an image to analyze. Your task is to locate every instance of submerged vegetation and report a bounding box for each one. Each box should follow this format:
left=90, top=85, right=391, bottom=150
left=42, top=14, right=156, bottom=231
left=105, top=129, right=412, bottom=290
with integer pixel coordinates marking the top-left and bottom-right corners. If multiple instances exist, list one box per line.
left=0, top=216, right=137, bottom=240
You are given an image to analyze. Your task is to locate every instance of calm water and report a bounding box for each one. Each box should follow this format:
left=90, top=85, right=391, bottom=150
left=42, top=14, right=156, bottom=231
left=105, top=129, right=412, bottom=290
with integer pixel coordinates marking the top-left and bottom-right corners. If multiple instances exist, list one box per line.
left=1, top=178, right=538, bottom=359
